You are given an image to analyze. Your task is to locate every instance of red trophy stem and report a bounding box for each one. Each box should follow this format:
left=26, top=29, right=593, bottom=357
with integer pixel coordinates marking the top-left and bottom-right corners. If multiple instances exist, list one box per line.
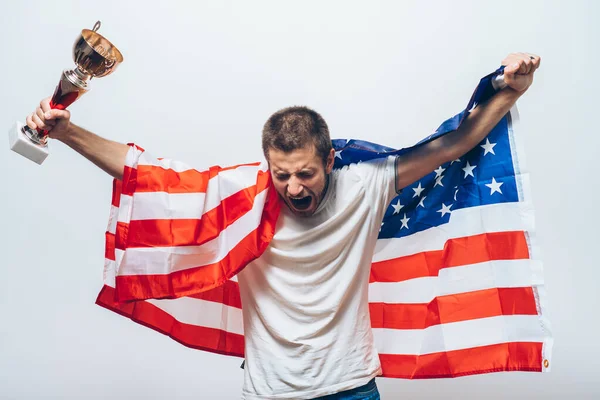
left=39, top=72, right=86, bottom=137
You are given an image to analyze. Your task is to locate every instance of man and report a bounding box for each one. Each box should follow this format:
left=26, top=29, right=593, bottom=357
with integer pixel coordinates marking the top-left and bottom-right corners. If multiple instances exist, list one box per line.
left=26, top=52, right=540, bottom=399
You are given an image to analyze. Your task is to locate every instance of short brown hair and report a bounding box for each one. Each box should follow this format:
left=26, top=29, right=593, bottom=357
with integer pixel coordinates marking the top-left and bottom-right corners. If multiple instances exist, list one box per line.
left=262, top=106, right=332, bottom=164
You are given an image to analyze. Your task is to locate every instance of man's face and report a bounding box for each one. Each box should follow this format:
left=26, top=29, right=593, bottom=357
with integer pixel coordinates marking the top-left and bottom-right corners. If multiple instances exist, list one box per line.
left=268, top=145, right=335, bottom=217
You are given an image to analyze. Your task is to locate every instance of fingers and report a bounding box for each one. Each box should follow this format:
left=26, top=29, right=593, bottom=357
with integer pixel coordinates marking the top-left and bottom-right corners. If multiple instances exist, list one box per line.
left=529, top=54, right=541, bottom=70
left=26, top=113, right=37, bottom=130
left=31, top=111, right=50, bottom=131
left=31, top=106, right=59, bottom=131
left=504, top=52, right=541, bottom=75
left=45, top=109, right=70, bottom=121
left=505, top=59, right=522, bottom=76
left=519, top=53, right=533, bottom=74
left=40, top=97, right=52, bottom=113
left=25, top=100, right=70, bottom=131
left=504, top=62, right=519, bottom=75
left=36, top=107, right=56, bottom=128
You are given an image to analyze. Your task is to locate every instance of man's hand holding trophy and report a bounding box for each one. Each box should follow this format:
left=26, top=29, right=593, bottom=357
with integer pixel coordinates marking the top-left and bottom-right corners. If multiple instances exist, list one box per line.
left=8, top=21, right=123, bottom=164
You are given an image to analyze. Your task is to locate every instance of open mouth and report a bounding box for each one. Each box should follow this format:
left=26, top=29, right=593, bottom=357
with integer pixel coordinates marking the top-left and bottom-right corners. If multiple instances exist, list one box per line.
left=288, top=195, right=312, bottom=210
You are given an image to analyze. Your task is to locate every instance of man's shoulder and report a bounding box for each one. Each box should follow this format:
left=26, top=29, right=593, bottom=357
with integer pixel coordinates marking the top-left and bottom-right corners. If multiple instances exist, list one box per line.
left=335, top=155, right=397, bottom=175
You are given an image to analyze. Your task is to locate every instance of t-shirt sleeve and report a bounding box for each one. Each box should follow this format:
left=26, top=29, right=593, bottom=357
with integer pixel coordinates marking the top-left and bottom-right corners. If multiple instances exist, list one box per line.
left=352, top=155, right=399, bottom=215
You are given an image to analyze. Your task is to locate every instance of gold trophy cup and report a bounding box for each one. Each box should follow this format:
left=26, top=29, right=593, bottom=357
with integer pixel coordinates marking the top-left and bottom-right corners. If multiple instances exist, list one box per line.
left=8, top=21, right=123, bottom=164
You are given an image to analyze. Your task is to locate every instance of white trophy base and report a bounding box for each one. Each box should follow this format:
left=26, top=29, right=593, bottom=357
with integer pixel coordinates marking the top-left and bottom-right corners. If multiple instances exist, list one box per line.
left=8, top=121, right=49, bottom=165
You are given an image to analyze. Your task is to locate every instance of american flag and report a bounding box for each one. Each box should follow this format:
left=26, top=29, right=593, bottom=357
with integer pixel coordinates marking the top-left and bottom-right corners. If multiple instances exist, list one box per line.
left=96, top=67, right=553, bottom=378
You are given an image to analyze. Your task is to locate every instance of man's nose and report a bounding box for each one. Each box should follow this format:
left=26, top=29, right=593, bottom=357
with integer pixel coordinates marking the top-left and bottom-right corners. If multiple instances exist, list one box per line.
left=287, top=178, right=304, bottom=197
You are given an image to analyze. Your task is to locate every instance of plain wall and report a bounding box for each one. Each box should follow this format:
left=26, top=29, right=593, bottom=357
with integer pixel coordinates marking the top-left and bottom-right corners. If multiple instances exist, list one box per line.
left=1, top=0, right=598, bottom=398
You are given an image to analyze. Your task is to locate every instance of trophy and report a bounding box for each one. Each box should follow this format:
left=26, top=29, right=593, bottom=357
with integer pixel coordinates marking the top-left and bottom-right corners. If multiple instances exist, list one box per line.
left=8, top=21, right=123, bottom=164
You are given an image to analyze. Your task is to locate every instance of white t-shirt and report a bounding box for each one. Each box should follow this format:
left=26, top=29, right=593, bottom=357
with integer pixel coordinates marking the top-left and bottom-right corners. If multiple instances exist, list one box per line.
left=237, top=155, right=398, bottom=400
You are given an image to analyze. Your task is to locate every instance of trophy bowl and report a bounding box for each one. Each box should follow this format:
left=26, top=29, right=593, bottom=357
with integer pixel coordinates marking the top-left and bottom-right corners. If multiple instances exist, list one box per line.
left=74, top=22, right=124, bottom=78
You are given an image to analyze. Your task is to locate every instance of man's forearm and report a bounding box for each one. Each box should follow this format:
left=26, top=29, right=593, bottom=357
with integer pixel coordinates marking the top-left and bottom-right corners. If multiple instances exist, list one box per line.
left=395, top=86, right=524, bottom=190
left=441, top=87, right=523, bottom=161
left=59, top=124, right=130, bottom=180
left=395, top=53, right=538, bottom=191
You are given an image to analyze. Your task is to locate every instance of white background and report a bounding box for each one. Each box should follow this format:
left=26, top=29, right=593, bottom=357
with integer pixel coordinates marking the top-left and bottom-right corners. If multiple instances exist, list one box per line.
left=1, top=0, right=598, bottom=398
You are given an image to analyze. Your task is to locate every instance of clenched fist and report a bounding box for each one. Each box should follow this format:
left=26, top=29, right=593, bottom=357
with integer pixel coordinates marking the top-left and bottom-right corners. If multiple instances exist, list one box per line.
left=502, top=52, right=541, bottom=93
left=25, top=97, right=72, bottom=142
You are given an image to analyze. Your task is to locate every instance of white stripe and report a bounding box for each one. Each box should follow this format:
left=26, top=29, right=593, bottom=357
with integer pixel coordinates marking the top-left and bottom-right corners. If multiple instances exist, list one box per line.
left=117, top=189, right=268, bottom=275
left=108, top=205, right=118, bottom=234
left=102, top=252, right=125, bottom=287
left=373, top=201, right=535, bottom=262
left=204, top=164, right=268, bottom=212
left=115, top=249, right=125, bottom=274
left=124, top=146, right=144, bottom=168
left=373, top=314, right=547, bottom=355
left=136, top=151, right=269, bottom=176
left=103, top=259, right=116, bottom=287
left=147, top=296, right=244, bottom=335
left=130, top=192, right=207, bottom=220
left=368, top=259, right=544, bottom=304
left=136, top=153, right=195, bottom=173
left=117, top=194, right=133, bottom=224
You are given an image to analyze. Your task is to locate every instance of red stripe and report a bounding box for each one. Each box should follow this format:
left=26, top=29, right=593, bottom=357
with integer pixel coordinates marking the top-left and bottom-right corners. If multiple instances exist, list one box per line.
left=95, top=285, right=244, bottom=357
left=113, top=183, right=280, bottom=301
left=118, top=171, right=272, bottom=249
left=121, top=162, right=262, bottom=195
left=121, top=154, right=139, bottom=197
left=370, top=231, right=530, bottom=283
left=369, top=287, right=538, bottom=329
left=105, top=232, right=115, bottom=261
left=379, top=342, right=543, bottom=378
left=111, top=179, right=122, bottom=207
left=188, top=280, right=242, bottom=309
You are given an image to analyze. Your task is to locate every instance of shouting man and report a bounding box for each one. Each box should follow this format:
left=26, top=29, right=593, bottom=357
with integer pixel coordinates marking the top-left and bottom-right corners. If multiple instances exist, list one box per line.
left=25, top=53, right=540, bottom=399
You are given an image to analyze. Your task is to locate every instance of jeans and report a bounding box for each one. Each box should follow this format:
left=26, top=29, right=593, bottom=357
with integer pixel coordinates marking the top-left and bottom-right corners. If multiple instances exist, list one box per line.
left=312, top=378, right=380, bottom=400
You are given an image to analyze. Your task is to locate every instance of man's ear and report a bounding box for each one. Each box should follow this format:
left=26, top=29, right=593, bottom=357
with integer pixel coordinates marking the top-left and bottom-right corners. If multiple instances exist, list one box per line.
left=325, top=148, right=335, bottom=174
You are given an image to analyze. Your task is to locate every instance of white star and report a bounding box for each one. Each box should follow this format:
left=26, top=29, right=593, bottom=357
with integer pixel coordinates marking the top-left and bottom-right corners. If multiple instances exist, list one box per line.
left=454, top=187, right=459, bottom=201
left=434, top=175, right=444, bottom=187
left=391, top=200, right=403, bottom=215
left=485, top=177, right=504, bottom=195
left=468, top=102, right=477, bottom=113
left=400, top=213, right=410, bottom=230
left=462, top=161, right=477, bottom=178
left=379, top=221, right=383, bottom=232
left=480, top=138, right=497, bottom=156
left=335, top=150, right=343, bottom=160
left=437, top=203, right=453, bottom=217
left=418, top=196, right=427, bottom=208
left=451, top=158, right=461, bottom=165
left=434, top=166, right=446, bottom=178
left=412, top=183, right=425, bottom=198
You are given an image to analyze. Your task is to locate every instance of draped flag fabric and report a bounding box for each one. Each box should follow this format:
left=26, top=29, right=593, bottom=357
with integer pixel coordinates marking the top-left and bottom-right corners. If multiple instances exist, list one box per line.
left=96, top=67, right=553, bottom=378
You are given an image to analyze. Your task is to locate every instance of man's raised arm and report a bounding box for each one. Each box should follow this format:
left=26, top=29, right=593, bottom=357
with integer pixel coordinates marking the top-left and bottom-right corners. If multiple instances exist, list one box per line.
left=395, top=52, right=541, bottom=192
left=25, top=97, right=130, bottom=180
